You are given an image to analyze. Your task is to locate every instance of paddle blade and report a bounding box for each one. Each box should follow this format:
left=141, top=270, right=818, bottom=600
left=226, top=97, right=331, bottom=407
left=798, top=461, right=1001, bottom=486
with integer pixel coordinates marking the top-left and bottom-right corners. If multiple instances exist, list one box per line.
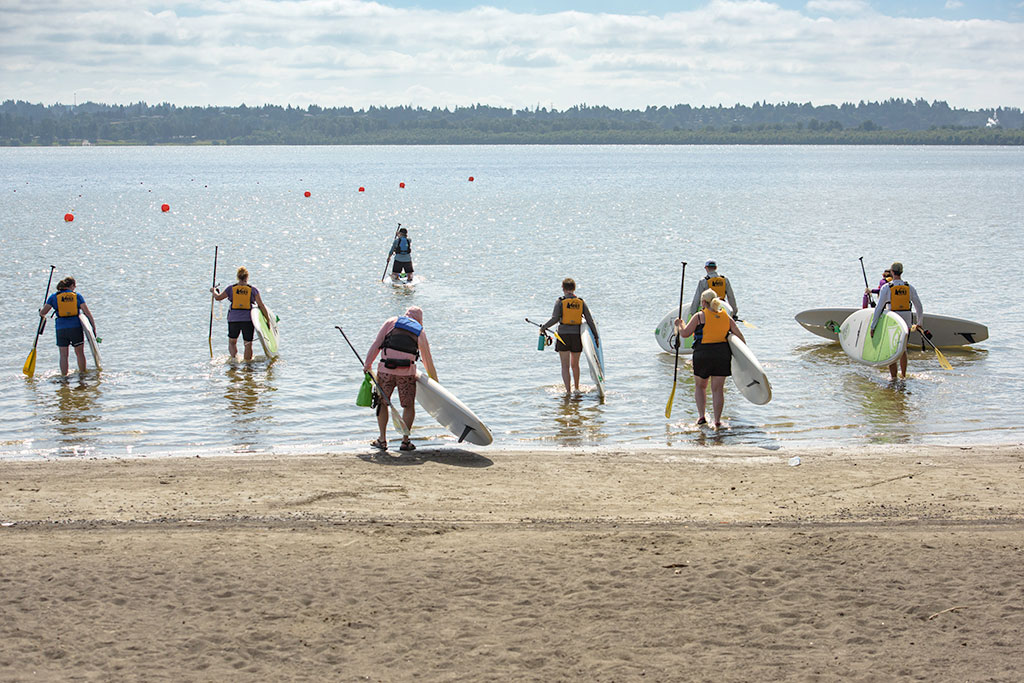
left=665, top=381, right=677, bottom=419
left=390, top=406, right=410, bottom=436
left=742, top=320, right=757, bottom=329
left=22, top=349, right=37, bottom=377
left=934, top=347, right=953, bottom=371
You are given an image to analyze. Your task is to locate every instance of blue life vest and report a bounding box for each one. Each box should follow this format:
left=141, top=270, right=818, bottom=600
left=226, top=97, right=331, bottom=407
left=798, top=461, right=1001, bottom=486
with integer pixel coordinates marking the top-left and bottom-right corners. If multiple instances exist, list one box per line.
left=397, top=237, right=411, bottom=255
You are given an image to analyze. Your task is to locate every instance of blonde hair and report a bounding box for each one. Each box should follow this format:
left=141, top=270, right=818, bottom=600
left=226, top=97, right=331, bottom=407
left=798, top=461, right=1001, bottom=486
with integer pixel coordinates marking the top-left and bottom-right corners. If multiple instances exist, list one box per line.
left=701, top=288, right=724, bottom=312
left=237, top=266, right=249, bottom=282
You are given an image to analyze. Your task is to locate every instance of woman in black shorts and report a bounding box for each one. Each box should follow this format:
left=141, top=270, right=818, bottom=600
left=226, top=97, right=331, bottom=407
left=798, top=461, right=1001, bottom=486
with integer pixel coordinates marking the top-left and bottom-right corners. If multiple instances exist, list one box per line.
left=540, top=278, right=599, bottom=396
left=674, top=288, right=745, bottom=429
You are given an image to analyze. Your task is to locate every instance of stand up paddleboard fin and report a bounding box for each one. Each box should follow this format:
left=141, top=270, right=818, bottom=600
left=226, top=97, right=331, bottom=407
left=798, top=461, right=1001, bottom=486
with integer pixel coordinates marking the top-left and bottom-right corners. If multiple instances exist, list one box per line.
left=458, top=425, right=475, bottom=443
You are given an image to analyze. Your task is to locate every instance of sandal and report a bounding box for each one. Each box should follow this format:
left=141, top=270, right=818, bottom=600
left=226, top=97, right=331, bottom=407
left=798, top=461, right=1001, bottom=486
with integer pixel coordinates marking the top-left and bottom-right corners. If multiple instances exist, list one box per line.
left=370, top=438, right=387, bottom=450
left=399, top=439, right=416, bottom=451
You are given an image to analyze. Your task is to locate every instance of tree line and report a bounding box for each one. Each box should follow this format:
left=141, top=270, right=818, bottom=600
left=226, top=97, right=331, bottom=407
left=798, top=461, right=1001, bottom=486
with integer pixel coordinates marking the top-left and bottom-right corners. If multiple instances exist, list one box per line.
left=1, top=98, right=1021, bottom=146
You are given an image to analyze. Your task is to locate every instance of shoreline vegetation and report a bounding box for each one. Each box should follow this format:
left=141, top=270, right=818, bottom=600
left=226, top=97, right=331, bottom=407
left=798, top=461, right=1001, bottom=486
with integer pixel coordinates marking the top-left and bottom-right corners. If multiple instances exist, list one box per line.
left=3, top=98, right=1023, bottom=146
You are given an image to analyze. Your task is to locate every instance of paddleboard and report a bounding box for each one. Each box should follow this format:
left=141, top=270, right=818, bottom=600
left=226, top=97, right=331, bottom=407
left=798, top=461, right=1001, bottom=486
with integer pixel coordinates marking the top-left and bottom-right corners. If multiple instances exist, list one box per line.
left=390, top=273, right=415, bottom=289
left=729, top=336, right=771, bottom=405
left=581, top=322, right=605, bottom=398
left=415, top=372, right=493, bottom=446
left=251, top=306, right=280, bottom=359
left=796, top=307, right=988, bottom=347
left=78, top=313, right=101, bottom=371
left=656, top=300, right=735, bottom=354
left=839, top=308, right=908, bottom=367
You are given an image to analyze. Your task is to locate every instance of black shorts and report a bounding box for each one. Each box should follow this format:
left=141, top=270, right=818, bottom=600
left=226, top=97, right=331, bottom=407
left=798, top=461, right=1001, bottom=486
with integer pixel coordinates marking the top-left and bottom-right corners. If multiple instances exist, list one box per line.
left=693, top=341, right=732, bottom=379
left=555, top=332, right=583, bottom=353
left=228, top=320, right=255, bottom=342
left=56, top=327, right=84, bottom=348
left=392, top=260, right=414, bottom=274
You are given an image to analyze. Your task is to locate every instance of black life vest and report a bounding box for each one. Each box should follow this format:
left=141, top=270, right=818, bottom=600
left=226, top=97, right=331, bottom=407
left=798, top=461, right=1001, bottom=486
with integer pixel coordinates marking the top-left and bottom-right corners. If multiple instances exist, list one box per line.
left=381, top=316, right=422, bottom=366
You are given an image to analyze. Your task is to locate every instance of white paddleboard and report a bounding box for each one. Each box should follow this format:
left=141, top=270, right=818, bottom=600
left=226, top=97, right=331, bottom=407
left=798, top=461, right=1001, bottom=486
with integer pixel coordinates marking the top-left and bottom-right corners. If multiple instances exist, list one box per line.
left=78, top=313, right=101, bottom=371
left=839, top=308, right=908, bottom=367
left=581, top=322, right=605, bottom=398
left=796, top=307, right=987, bottom=347
left=251, top=306, right=280, bottom=359
left=729, top=336, right=771, bottom=405
left=415, top=372, right=493, bottom=446
left=656, top=300, right=734, bottom=354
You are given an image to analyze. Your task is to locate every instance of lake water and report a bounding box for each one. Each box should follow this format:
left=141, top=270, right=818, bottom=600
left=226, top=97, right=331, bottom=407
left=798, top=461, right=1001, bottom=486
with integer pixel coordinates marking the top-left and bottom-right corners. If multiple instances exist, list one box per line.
left=1, top=145, right=1022, bottom=459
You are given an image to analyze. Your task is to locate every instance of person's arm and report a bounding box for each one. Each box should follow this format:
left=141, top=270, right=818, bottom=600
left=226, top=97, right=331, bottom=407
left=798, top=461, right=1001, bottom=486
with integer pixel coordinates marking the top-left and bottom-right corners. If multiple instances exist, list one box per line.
left=725, top=278, right=737, bottom=317
left=363, top=323, right=390, bottom=373
left=870, top=285, right=890, bottom=333
left=728, top=317, right=745, bottom=344
left=212, top=287, right=230, bottom=301
left=80, top=301, right=97, bottom=335
left=688, top=279, right=703, bottom=318
left=388, top=239, right=398, bottom=257
left=253, top=290, right=271, bottom=324
left=418, top=331, right=438, bottom=381
left=540, top=300, right=560, bottom=333
left=39, top=303, right=53, bottom=318
left=674, top=312, right=702, bottom=338
left=910, top=284, right=924, bottom=328
left=581, top=301, right=598, bottom=345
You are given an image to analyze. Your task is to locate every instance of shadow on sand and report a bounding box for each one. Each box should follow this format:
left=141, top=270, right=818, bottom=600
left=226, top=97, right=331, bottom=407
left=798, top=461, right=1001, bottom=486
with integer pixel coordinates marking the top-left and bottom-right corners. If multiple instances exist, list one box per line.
left=358, top=447, right=493, bottom=468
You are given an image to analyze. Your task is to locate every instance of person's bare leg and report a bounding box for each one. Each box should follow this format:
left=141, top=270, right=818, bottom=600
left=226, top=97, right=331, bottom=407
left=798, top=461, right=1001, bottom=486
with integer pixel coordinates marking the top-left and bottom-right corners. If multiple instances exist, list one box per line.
left=74, top=345, right=87, bottom=373
left=694, top=376, right=708, bottom=423
left=228, top=337, right=239, bottom=359
left=711, top=376, right=727, bottom=427
left=558, top=351, right=572, bottom=395
left=59, top=346, right=70, bottom=375
left=570, top=351, right=582, bottom=391
left=244, top=341, right=254, bottom=362
left=899, top=351, right=908, bottom=379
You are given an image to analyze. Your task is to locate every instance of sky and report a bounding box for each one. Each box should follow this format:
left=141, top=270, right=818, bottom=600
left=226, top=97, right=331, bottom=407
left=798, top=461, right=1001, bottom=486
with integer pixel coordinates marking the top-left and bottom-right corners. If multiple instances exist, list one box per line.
left=1, top=0, right=1022, bottom=110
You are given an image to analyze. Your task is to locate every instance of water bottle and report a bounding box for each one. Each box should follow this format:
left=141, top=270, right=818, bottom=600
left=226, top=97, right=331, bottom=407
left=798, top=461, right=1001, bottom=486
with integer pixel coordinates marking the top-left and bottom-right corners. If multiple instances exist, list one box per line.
left=537, top=333, right=546, bottom=351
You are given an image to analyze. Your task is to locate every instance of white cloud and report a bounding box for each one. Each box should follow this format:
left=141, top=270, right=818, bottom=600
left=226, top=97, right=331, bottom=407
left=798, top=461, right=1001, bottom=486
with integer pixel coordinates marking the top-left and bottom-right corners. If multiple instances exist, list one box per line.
left=945, top=0, right=964, bottom=8
left=1, top=0, right=1021, bottom=109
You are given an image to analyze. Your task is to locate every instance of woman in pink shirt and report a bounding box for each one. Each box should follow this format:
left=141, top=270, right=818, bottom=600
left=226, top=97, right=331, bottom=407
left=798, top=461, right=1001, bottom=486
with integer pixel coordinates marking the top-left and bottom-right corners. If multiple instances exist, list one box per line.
left=363, top=306, right=437, bottom=451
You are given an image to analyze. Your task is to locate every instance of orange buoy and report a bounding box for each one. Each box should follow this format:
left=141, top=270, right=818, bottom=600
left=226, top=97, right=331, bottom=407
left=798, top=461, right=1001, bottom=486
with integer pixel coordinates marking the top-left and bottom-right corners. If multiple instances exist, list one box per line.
left=468, top=176, right=475, bottom=182
left=358, top=187, right=365, bottom=192
left=304, top=191, right=311, bottom=197
left=161, top=203, right=170, bottom=212
left=64, top=213, right=74, bottom=222
left=399, top=182, right=405, bottom=189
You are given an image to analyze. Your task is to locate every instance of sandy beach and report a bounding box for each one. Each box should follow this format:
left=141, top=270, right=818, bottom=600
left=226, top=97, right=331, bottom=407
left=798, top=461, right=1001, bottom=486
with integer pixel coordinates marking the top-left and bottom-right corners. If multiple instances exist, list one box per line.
left=2, top=444, right=1023, bottom=681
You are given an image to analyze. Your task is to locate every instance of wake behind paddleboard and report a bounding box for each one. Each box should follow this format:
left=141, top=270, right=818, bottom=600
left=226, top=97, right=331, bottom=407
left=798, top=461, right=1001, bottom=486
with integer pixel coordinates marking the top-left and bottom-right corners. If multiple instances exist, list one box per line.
left=415, top=373, right=493, bottom=446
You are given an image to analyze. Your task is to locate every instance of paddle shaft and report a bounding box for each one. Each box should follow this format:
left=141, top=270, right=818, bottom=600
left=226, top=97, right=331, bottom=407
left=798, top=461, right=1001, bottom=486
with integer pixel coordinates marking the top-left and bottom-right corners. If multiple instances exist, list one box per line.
left=380, top=223, right=401, bottom=282
left=34, top=266, right=57, bottom=339
left=665, top=261, right=686, bottom=418
left=334, top=325, right=409, bottom=434
left=915, top=327, right=953, bottom=370
left=525, top=318, right=565, bottom=345
left=859, top=256, right=874, bottom=307
left=208, top=246, right=218, bottom=354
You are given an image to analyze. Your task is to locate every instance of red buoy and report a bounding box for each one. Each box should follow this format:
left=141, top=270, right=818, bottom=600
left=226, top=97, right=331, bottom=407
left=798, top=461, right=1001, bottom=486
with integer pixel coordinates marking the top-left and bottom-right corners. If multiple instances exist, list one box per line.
left=161, top=203, right=170, bottom=212
left=304, top=191, right=311, bottom=197
left=468, top=176, right=475, bottom=182
left=358, top=187, right=365, bottom=192
left=64, top=213, right=74, bottom=222
left=399, top=182, right=405, bottom=189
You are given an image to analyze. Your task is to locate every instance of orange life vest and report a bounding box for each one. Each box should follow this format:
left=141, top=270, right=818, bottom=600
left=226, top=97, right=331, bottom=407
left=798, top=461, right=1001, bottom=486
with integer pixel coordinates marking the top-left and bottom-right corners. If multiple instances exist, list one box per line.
left=889, top=281, right=911, bottom=311
left=231, top=284, right=253, bottom=310
left=705, top=276, right=727, bottom=298
left=560, top=296, right=583, bottom=325
left=700, top=309, right=731, bottom=344
left=55, top=291, right=79, bottom=318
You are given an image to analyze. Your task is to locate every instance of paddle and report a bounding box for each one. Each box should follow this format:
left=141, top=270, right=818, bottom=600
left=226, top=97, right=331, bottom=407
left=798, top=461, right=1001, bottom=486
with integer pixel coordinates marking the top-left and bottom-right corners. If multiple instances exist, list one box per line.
left=665, top=261, right=686, bottom=419
left=380, top=223, right=401, bottom=282
left=859, top=256, right=874, bottom=307
left=22, top=265, right=56, bottom=378
left=208, top=245, right=218, bottom=357
left=914, top=325, right=953, bottom=370
left=335, top=325, right=410, bottom=436
left=525, top=318, right=565, bottom=346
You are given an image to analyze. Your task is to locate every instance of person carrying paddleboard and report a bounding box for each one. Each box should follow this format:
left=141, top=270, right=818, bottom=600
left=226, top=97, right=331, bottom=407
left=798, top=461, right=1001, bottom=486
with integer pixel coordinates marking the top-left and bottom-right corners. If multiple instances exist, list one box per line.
left=38, top=276, right=97, bottom=375
left=389, top=227, right=415, bottom=283
left=674, top=288, right=746, bottom=429
left=688, top=260, right=738, bottom=319
left=210, top=266, right=272, bottom=362
left=862, top=268, right=893, bottom=308
left=870, top=261, right=923, bottom=380
left=540, top=278, right=599, bottom=396
left=364, top=306, right=437, bottom=451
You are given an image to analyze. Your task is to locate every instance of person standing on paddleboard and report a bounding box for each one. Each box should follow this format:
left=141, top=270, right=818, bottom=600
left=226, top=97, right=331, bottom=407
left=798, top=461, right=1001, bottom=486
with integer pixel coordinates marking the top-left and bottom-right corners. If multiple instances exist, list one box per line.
left=389, top=227, right=414, bottom=283
left=210, top=266, right=271, bottom=362
left=364, top=306, right=437, bottom=451
left=870, top=261, right=923, bottom=380
left=862, top=268, right=893, bottom=308
left=540, top=278, right=600, bottom=396
left=38, top=276, right=97, bottom=375
left=674, top=289, right=746, bottom=429
left=688, top=260, right=738, bottom=319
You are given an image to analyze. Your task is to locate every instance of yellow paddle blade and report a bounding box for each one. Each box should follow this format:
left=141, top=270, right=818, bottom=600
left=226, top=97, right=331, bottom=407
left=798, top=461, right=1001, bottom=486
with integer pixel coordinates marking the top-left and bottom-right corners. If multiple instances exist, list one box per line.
left=742, top=320, right=757, bottom=329
left=551, top=331, right=566, bottom=345
left=22, top=348, right=37, bottom=377
left=665, top=381, right=677, bottom=419
left=390, top=407, right=410, bottom=436
left=934, top=346, right=953, bottom=371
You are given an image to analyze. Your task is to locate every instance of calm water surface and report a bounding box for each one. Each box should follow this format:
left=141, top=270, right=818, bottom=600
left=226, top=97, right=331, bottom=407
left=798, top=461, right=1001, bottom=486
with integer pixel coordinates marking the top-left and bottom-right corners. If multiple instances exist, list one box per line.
left=1, top=145, right=1022, bottom=459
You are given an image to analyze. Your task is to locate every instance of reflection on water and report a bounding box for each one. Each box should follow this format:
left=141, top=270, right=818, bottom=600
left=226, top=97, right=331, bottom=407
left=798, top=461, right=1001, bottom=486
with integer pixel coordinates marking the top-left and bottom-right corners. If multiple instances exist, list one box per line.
left=36, top=373, right=104, bottom=457
left=224, top=361, right=277, bottom=449
left=548, top=391, right=607, bottom=447
left=842, top=372, right=917, bottom=444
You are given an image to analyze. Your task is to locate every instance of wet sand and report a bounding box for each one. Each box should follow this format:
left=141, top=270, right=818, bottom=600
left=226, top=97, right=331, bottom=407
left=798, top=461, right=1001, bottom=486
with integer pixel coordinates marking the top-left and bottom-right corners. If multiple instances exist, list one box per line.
left=2, top=444, right=1023, bottom=681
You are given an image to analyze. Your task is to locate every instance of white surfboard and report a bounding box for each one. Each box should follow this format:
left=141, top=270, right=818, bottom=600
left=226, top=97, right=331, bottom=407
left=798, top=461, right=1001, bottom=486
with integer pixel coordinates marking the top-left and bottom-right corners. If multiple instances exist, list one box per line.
left=78, top=313, right=101, bottom=371
left=839, top=308, right=909, bottom=367
left=655, top=300, right=734, bottom=354
left=796, top=307, right=987, bottom=347
left=581, top=322, right=605, bottom=398
left=415, top=373, right=493, bottom=446
left=251, top=306, right=280, bottom=359
left=729, top=336, right=771, bottom=405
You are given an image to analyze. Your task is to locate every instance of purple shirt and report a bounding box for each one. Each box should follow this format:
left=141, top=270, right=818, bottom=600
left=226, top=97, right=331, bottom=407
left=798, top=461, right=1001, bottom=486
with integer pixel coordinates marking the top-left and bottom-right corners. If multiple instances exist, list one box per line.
left=225, top=284, right=259, bottom=323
